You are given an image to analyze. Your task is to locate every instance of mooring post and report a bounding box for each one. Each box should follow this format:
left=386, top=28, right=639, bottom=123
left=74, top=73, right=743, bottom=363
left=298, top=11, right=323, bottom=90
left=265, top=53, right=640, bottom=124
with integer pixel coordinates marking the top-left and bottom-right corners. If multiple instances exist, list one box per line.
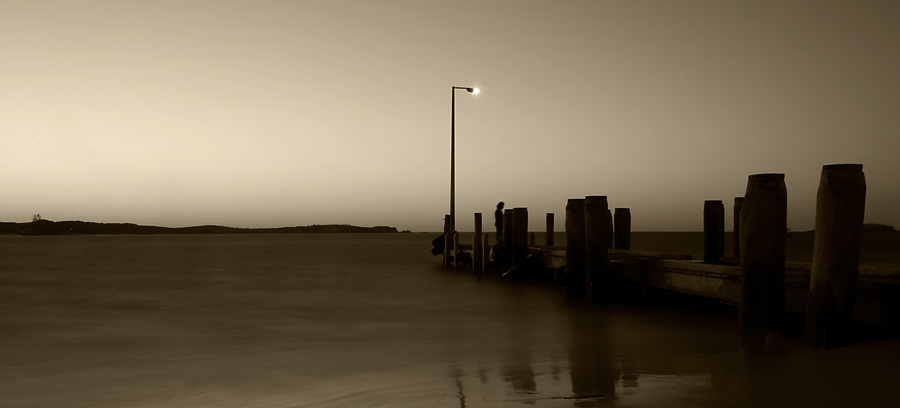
left=546, top=213, right=555, bottom=246
left=703, top=200, right=725, bottom=263
left=502, top=209, right=513, bottom=269
left=805, top=164, right=866, bottom=347
left=585, top=196, right=611, bottom=300
left=512, top=208, right=529, bottom=268
left=443, top=214, right=451, bottom=267
left=614, top=208, right=631, bottom=250
left=453, top=231, right=460, bottom=269
left=565, top=199, right=586, bottom=297
left=482, top=232, right=490, bottom=275
left=733, top=197, right=744, bottom=259
left=605, top=209, right=613, bottom=249
left=473, top=213, right=482, bottom=273
left=739, top=174, right=787, bottom=336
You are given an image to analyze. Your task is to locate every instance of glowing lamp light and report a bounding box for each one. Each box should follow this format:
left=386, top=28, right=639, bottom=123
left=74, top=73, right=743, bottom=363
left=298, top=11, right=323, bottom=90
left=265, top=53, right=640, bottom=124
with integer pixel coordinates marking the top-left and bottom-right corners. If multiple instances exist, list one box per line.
left=470, top=87, right=480, bottom=95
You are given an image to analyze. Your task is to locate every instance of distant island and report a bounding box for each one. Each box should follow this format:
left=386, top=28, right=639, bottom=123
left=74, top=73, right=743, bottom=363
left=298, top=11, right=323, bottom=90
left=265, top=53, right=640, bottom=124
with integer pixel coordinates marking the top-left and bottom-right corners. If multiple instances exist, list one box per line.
left=0, top=219, right=407, bottom=235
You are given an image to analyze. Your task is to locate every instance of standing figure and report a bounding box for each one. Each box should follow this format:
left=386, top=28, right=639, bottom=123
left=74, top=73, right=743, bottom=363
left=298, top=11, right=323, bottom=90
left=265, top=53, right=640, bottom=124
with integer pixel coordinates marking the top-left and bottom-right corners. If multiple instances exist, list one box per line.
left=494, top=201, right=504, bottom=245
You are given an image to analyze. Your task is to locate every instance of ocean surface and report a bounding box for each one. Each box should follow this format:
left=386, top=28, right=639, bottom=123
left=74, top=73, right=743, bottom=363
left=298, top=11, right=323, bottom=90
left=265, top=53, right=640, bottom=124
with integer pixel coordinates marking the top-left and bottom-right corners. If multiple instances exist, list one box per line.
left=1, top=233, right=898, bottom=407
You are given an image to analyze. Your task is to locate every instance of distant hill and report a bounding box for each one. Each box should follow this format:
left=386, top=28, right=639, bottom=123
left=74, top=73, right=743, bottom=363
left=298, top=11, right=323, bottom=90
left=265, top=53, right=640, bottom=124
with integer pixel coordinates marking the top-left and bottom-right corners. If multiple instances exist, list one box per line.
left=0, top=220, right=400, bottom=235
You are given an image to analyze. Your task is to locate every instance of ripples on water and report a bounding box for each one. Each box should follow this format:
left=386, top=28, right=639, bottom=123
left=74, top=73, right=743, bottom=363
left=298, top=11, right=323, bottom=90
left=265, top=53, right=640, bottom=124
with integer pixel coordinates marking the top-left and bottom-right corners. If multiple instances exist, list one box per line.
left=0, top=234, right=897, bottom=407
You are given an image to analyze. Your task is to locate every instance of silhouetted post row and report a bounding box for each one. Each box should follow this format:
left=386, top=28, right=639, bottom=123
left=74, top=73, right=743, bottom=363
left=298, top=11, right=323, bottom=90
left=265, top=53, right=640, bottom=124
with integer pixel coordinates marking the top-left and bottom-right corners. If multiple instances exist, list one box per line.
left=614, top=208, right=631, bottom=250
left=703, top=200, right=725, bottom=263
left=585, top=196, right=611, bottom=300
left=482, top=232, right=490, bottom=275
left=545, top=213, right=554, bottom=246
left=565, top=198, right=586, bottom=297
left=473, top=213, right=482, bottom=273
left=739, top=174, right=787, bottom=336
left=805, top=164, right=866, bottom=347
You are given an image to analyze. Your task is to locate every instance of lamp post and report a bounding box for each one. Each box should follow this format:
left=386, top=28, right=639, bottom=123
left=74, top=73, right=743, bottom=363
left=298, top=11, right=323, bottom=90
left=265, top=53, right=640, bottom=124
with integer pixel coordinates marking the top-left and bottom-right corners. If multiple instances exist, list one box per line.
left=450, top=86, right=479, bottom=240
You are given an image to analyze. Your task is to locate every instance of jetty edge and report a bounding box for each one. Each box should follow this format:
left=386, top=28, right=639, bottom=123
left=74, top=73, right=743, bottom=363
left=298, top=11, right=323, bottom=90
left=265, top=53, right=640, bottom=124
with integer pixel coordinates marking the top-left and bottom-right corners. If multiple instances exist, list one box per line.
left=433, top=164, right=900, bottom=347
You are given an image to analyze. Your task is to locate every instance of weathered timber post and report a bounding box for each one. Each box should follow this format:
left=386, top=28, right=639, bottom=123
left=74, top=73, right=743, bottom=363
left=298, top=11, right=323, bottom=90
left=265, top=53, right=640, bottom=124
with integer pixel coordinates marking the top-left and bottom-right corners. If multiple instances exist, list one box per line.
left=606, top=209, right=613, bottom=249
left=453, top=231, right=460, bottom=269
left=546, top=213, right=555, bottom=246
left=703, top=200, right=725, bottom=263
left=565, top=199, right=586, bottom=297
left=529, top=232, right=535, bottom=246
left=739, top=174, right=787, bottom=336
left=482, top=232, right=490, bottom=275
left=502, top=209, right=513, bottom=268
left=473, top=213, right=482, bottom=272
left=512, top=208, right=529, bottom=268
left=585, top=196, right=611, bottom=300
left=805, top=164, right=866, bottom=347
left=443, top=214, right=451, bottom=267
left=733, top=197, right=744, bottom=259
left=614, top=208, right=631, bottom=250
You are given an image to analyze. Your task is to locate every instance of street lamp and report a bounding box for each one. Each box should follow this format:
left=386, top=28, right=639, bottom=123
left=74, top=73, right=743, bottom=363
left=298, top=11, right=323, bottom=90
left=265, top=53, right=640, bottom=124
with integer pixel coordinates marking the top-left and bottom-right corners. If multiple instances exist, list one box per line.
left=450, top=86, right=479, bottom=240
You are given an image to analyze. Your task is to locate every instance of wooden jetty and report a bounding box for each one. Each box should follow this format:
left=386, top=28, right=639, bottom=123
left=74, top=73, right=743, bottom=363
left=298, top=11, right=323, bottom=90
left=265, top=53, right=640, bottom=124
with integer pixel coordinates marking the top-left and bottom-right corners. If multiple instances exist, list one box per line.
left=437, top=164, right=900, bottom=346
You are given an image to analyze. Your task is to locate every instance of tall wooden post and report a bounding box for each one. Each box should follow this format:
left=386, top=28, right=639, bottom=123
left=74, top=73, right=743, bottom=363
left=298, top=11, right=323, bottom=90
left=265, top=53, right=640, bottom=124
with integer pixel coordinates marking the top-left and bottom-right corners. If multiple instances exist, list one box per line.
left=502, top=209, right=513, bottom=269
left=565, top=199, right=586, bottom=297
left=453, top=231, right=460, bottom=269
left=482, top=232, right=490, bottom=275
left=546, top=213, right=555, bottom=246
left=703, top=200, right=725, bottom=263
left=805, top=164, right=866, bottom=347
left=585, top=196, right=610, bottom=300
left=733, top=197, right=744, bottom=259
left=473, top=213, right=482, bottom=272
left=512, top=208, right=529, bottom=268
left=606, top=209, right=613, bottom=249
left=739, top=174, right=787, bottom=336
left=614, top=208, right=631, bottom=250
left=443, top=214, right=451, bottom=267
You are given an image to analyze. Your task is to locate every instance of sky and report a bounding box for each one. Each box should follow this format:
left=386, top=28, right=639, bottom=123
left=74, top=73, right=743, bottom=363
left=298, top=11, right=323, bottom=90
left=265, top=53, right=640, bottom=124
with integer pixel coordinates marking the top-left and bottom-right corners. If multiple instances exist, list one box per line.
left=1, top=0, right=898, bottom=231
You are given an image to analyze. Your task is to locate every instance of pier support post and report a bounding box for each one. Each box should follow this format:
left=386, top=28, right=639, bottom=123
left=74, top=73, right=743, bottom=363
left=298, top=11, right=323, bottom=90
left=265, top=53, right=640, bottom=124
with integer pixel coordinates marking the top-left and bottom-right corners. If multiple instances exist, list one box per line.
left=733, top=197, right=744, bottom=259
left=546, top=213, right=555, bottom=246
left=739, top=174, right=787, bottom=336
left=473, top=213, right=482, bottom=272
left=614, top=208, right=631, bottom=250
left=585, top=196, right=611, bottom=300
left=482, top=232, right=490, bottom=275
left=565, top=199, right=586, bottom=297
left=805, top=164, right=866, bottom=347
left=512, top=208, right=529, bottom=268
left=453, top=231, right=460, bottom=269
left=502, top=209, right=513, bottom=269
left=443, top=214, right=452, bottom=267
left=703, top=200, right=725, bottom=263
left=606, top=209, right=613, bottom=249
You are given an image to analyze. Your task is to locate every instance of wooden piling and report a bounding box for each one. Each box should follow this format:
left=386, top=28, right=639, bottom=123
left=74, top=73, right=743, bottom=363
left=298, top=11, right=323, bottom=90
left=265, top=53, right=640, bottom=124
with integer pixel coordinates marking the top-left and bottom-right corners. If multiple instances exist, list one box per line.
left=473, top=213, right=482, bottom=272
left=739, top=174, right=787, bottom=336
left=614, top=208, right=631, bottom=250
left=546, top=213, right=555, bottom=246
left=512, top=208, right=529, bottom=268
left=482, top=232, right=490, bottom=275
left=733, top=197, right=744, bottom=258
left=453, top=231, right=460, bottom=269
left=443, top=214, right=451, bottom=267
left=585, top=196, right=611, bottom=300
left=805, top=164, right=866, bottom=347
left=565, top=199, right=586, bottom=296
left=703, top=200, right=725, bottom=263
left=606, top=209, right=613, bottom=249
left=502, top=209, right=513, bottom=268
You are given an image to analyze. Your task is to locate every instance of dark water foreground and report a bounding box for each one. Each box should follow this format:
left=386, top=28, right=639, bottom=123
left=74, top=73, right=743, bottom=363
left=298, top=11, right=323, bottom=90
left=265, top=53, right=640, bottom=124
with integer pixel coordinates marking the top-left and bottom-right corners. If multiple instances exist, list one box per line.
left=1, top=234, right=898, bottom=407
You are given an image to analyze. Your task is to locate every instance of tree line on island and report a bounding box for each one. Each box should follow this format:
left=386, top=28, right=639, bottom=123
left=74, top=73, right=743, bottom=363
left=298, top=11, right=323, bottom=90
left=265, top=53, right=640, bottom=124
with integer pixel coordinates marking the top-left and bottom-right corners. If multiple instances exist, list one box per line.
left=0, top=217, right=408, bottom=235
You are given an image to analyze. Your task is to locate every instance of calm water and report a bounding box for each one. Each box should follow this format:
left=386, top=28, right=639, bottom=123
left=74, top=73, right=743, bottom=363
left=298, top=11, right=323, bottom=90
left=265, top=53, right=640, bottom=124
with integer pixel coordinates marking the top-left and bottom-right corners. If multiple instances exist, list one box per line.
left=1, top=234, right=898, bottom=407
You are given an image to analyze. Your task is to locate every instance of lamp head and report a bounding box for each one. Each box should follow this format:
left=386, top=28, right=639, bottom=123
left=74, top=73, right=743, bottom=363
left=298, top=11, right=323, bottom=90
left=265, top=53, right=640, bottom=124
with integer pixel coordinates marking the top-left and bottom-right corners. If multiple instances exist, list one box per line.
left=467, top=87, right=480, bottom=94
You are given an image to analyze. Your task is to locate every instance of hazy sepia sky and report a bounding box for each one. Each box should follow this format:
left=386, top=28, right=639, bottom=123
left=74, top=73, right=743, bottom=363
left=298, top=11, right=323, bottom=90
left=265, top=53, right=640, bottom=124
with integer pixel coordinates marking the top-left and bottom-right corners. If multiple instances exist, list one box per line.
left=2, top=0, right=898, bottom=231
